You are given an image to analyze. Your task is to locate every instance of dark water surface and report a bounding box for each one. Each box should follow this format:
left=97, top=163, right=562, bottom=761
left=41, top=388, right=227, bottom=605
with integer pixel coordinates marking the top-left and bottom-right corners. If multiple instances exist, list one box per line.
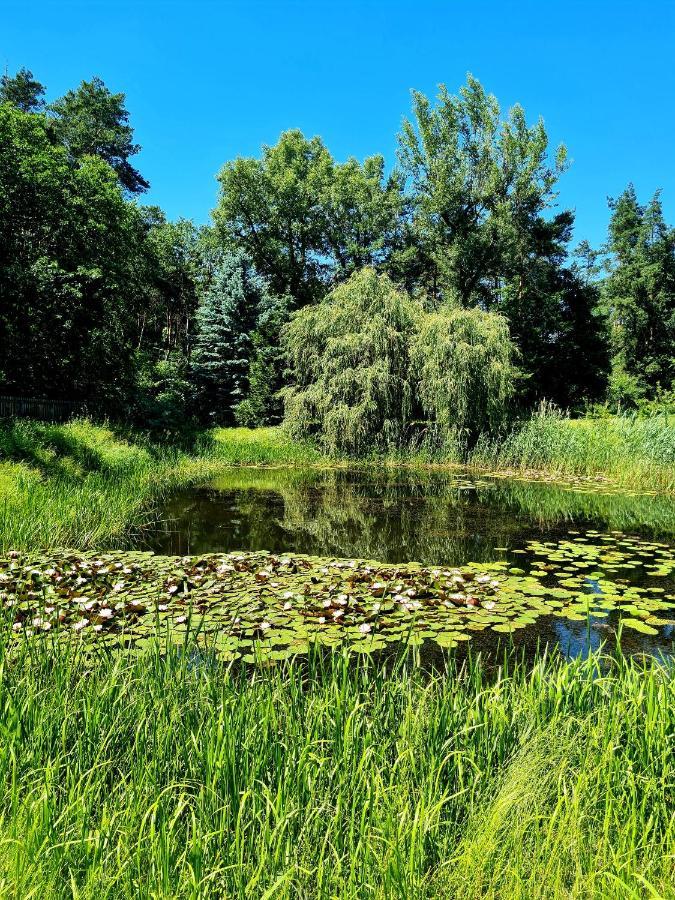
left=148, top=467, right=675, bottom=661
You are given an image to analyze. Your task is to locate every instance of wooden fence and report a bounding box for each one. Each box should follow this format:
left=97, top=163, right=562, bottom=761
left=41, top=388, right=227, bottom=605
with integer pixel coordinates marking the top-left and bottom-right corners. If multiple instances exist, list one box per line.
left=0, top=396, right=96, bottom=423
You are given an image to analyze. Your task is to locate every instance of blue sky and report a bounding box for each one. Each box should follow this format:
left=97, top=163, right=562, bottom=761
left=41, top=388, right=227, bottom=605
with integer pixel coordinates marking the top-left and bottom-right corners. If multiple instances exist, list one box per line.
left=3, top=0, right=674, bottom=247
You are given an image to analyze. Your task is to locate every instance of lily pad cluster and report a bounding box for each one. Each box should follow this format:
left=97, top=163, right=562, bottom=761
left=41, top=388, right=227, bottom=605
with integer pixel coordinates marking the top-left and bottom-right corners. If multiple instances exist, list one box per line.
left=0, top=529, right=673, bottom=662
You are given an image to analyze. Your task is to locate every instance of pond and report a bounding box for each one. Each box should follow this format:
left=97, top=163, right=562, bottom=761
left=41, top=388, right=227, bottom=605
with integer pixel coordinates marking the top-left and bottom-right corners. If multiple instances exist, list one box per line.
left=147, top=467, right=675, bottom=662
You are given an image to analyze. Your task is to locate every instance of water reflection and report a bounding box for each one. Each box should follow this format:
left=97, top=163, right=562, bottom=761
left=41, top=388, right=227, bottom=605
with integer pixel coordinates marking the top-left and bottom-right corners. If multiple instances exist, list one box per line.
left=147, top=467, right=675, bottom=661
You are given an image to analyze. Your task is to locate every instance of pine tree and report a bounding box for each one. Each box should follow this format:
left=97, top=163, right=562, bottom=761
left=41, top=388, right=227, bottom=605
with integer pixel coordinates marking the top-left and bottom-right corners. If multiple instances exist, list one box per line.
left=191, top=251, right=273, bottom=424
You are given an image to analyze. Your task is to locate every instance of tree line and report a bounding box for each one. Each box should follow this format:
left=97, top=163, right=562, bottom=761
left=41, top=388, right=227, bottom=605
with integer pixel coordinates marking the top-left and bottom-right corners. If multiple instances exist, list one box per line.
left=1, top=67, right=673, bottom=449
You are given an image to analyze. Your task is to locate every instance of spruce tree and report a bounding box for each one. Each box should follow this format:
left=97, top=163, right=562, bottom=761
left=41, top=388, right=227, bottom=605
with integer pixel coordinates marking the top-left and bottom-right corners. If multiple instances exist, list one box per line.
left=191, top=251, right=274, bottom=424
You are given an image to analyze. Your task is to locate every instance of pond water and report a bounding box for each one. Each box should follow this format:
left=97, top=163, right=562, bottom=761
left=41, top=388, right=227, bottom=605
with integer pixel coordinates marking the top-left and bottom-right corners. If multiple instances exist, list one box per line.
left=148, top=467, right=675, bottom=662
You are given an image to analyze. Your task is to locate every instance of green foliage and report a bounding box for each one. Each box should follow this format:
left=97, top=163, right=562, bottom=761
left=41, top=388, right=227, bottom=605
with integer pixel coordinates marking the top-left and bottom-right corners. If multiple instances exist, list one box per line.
left=215, top=129, right=403, bottom=305
left=134, top=351, right=194, bottom=434
left=0, top=102, right=150, bottom=407
left=191, top=251, right=278, bottom=424
left=49, top=76, right=149, bottom=194
left=282, top=269, right=421, bottom=454
left=0, top=66, right=45, bottom=111
left=413, top=305, right=517, bottom=448
left=234, top=292, right=291, bottom=427
left=603, top=184, right=675, bottom=396
left=398, top=76, right=609, bottom=408
left=282, top=268, right=517, bottom=455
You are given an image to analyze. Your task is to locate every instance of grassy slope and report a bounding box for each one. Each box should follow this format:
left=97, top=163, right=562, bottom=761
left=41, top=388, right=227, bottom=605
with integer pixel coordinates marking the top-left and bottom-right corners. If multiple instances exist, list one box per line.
left=0, top=639, right=671, bottom=899
left=0, top=421, right=322, bottom=552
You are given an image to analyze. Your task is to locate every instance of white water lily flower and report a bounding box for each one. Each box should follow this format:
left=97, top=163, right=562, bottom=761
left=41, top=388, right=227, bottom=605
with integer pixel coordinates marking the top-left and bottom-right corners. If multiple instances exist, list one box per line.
left=97, top=608, right=114, bottom=619
left=260, top=621, right=271, bottom=631
left=73, top=619, right=88, bottom=631
left=112, top=581, right=125, bottom=591
left=359, top=623, right=372, bottom=633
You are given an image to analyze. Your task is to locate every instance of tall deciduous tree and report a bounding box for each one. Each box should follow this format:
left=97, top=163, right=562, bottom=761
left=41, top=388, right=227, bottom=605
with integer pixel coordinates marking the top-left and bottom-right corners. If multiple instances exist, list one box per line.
left=603, top=185, right=675, bottom=399
left=214, top=130, right=404, bottom=305
left=0, top=103, right=150, bottom=405
left=398, top=75, right=608, bottom=406
left=50, top=77, right=149, bottom=194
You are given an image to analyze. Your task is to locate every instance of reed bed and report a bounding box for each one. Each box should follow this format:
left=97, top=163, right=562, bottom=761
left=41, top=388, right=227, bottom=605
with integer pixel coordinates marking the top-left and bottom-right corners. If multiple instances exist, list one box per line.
left=0, top=636, right=671, bottom=899
left=471, top=408, right=675, bottom=493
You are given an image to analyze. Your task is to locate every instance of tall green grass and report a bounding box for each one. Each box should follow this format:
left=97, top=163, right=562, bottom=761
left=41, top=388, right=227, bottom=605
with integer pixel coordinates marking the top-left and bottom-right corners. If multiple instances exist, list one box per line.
left=208, top=426, right=324, bottom=466
left=0, top=420, right=225, bottom=552
left=0, top=422, right=327, bottom=552
left=471, top=407, right=675, bottom=493
left=0, top=636, right=671, bottom=899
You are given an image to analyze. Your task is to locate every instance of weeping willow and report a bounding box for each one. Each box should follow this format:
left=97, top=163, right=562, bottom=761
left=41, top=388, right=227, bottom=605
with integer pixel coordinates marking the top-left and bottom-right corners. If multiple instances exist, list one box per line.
left=413, top=305, right=517, bottom=450
left=282, top=268, right=517, bottom=456
left=281, top=268, right=421, bottom=455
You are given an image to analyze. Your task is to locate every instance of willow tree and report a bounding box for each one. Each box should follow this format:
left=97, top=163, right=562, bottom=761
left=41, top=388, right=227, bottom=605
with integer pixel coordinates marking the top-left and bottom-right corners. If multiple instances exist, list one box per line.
left=412, top=305, right=517, bottom=449
left=282, top=267, right=518, bottom=456
left=281, top=268, right=421, bottom=455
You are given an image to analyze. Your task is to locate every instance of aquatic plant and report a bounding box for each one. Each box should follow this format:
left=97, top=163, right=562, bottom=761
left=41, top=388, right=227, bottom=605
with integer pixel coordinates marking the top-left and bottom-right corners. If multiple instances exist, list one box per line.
left=3, top=529, right=673, bottom=661
left=472, top=405, right=675, bottom=492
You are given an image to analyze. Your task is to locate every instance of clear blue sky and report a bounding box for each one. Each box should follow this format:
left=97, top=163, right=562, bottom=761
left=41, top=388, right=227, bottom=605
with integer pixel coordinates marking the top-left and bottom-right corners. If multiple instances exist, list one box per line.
left=3, top=0, right=674, bottom=248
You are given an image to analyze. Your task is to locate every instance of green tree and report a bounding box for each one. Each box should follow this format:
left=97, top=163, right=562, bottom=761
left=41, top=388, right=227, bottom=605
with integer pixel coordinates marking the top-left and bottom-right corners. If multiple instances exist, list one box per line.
left=191, top=251, right=273, bottom=423
left=0, top=67, right=45, bottom=111
left=235, top=292, right=291, bottom=427
left=282, top=268, right=421, bottom=455
left=214, top=130, right=404, bottom=305
left=282, top=268, right=518, bottom=455
left=602, top=185, right=675, bottom=398
left=50, top=77, right=149, bottom=194
left=412, top=305, right=517, bottom=449
left=0, top=102, right=151, bottom=406
left=398, top=75, right=608, bottom=406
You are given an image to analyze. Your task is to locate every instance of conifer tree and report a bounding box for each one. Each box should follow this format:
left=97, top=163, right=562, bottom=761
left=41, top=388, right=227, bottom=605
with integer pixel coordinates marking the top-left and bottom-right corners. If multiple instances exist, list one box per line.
left=191, top=251, right=274, bottom=423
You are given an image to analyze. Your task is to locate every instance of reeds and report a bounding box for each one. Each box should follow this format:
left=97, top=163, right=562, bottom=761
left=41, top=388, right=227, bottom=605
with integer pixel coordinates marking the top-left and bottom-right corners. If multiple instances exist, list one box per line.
left=471, top=406, right=675, bottom=493
left=0, top=636, right=671, bottom=898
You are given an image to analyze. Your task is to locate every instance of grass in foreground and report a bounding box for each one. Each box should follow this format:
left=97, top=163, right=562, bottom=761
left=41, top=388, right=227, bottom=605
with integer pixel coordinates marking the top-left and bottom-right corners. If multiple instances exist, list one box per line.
left=0, top=638, right=671, bottom=899
left=471, top=407, right=675, bottom=493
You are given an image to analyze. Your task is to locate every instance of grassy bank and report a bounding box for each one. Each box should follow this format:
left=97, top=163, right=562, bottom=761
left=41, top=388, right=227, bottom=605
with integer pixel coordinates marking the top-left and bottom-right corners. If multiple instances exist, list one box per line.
left=2, top=414, right=674, bottom=555
left=471, top=409, right=675, bottom=493
left=0, top=421, right=327, bottom=553
left=0, top=637, right=671, bottom=899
